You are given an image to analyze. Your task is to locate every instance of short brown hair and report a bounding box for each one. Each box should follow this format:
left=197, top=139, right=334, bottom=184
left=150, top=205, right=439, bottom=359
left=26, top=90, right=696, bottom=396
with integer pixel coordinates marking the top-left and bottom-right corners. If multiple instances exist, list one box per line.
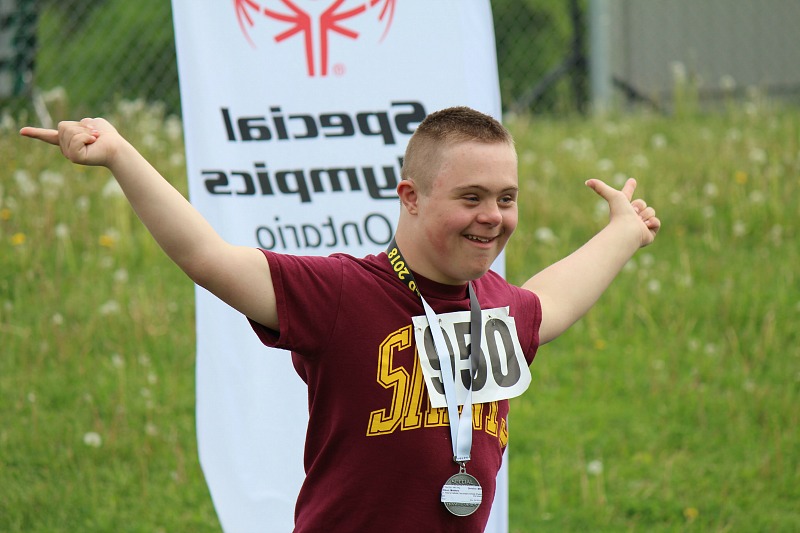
left=401, top=106, right=515, bottom=193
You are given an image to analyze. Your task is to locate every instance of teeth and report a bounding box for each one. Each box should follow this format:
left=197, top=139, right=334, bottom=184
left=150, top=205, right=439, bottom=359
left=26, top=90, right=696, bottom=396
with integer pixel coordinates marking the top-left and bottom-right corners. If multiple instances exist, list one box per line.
left=467, top=235, right=491, bottom=243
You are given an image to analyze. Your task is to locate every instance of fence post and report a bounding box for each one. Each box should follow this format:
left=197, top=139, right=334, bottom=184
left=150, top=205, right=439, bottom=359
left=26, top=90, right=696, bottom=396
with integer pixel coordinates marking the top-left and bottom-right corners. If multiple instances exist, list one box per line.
left=589, top=0, right=612, bottom=113
left=0, top=0, right=37, bottom=99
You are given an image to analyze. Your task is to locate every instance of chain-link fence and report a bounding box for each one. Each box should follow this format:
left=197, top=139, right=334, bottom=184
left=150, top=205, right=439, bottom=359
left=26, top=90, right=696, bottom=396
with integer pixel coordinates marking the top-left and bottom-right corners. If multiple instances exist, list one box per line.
left=2, top=0, right=800, bottom=122
left=2, top=0, right=589, bottom=121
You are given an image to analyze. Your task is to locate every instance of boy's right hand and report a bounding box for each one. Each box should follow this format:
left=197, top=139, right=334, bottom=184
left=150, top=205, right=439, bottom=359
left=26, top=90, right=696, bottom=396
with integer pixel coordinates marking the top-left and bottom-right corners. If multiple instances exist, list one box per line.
left=20, top=118, right=121, bottom=168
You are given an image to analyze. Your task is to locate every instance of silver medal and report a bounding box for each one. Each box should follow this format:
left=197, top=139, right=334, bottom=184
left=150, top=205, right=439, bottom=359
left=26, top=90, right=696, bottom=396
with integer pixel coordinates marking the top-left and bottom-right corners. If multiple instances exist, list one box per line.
left=441, top=471, right=482, bottom=516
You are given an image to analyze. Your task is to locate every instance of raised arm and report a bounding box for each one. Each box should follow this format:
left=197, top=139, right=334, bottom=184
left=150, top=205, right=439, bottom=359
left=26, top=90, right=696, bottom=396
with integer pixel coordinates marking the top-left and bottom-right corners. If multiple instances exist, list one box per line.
left=523, top=178, right=660, bottom=344
left=20, top=118, right=279, bottom=330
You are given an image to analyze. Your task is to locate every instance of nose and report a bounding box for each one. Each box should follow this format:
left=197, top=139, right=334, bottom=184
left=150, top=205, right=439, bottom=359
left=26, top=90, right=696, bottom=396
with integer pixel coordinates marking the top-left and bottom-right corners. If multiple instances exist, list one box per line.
left=476, top=201, right=502, bottom=226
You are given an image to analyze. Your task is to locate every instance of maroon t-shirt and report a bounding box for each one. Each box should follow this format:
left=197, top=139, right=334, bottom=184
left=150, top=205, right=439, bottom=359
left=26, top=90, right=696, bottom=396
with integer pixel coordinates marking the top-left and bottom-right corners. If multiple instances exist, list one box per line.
left=250, top=250, right=541, bottom=532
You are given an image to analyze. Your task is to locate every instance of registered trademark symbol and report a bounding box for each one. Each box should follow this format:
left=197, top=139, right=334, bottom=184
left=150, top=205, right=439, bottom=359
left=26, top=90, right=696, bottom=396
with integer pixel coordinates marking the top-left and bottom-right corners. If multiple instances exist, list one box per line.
left=334, top=63, right=346, bottom=76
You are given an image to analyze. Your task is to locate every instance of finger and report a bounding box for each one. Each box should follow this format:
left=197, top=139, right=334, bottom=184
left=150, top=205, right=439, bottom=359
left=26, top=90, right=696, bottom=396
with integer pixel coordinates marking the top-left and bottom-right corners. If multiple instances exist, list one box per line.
left=584, top=178, right=615, bottom=200
left=621, top=177, right=637, bottom=201
left=79, top=117, right=101, bottom=131
left=19, top=127, right=60, bottom=145
left=631, top=198, right=647, bottom=214
left=639, top=206, right=656, bottom=220
left=66, top=132, right=99, bottom=157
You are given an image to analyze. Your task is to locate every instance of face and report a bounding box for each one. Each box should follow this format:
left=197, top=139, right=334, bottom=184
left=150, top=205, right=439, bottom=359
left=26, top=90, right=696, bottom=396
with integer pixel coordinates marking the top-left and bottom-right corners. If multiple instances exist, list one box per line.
left=412, top=140, right=519, bottom=285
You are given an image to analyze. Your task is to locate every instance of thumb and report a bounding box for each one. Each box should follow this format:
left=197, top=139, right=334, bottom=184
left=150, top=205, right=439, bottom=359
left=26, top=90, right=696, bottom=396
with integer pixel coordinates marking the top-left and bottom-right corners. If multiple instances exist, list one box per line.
left=585, top=177, right=637, bottom=202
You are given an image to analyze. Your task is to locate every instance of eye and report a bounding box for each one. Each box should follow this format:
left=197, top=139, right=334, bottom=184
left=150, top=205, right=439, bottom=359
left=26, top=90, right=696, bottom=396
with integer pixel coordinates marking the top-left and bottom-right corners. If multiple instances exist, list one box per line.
left=463, top=195, right=480, bottom=203
left=499, top=195, right=516, bottom=206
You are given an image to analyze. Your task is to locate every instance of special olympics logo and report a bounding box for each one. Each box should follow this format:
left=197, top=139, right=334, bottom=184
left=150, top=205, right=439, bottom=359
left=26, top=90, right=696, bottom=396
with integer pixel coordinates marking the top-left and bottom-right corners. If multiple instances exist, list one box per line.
left=234, top=0, right=397, bottom=77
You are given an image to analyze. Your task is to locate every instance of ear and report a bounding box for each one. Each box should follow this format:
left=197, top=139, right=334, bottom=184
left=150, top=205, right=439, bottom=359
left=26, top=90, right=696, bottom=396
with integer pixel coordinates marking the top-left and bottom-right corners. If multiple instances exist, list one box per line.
left=397, top=179, right=420, bottom=215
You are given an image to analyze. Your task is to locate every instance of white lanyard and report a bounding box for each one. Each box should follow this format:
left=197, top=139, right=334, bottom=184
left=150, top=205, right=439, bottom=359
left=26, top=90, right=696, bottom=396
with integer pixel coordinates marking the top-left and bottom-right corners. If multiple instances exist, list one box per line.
left=419, top=284, right=481, bottom=464
left=386, top=239, right=481, bottom=466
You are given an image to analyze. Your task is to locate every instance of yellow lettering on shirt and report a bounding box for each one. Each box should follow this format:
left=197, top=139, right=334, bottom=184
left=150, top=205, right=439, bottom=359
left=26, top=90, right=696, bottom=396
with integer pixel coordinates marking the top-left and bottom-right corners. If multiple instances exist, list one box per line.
left=367, top=326, right=508, bottom=447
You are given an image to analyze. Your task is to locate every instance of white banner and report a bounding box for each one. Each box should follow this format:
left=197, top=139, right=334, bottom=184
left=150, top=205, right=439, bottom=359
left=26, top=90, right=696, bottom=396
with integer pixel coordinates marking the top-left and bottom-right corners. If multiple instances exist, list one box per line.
left=172, top=1, right=506, bottom=531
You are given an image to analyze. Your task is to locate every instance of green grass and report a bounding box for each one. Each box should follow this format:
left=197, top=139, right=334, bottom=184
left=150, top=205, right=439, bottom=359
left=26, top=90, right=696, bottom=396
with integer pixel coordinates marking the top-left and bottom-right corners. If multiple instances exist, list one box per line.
left=505, top=100, right=800, bottom=531
left=2, top=97, right=799, bottom=532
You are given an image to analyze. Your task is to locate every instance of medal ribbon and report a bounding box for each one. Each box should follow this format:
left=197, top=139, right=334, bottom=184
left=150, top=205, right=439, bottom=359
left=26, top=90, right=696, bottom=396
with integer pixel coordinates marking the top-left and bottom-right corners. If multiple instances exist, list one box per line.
left=386, top=238, right=481, bottom=464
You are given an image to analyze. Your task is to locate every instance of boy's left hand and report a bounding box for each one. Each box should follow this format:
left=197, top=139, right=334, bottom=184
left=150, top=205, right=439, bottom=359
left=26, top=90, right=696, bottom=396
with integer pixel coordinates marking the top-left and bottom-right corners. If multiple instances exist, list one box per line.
left=586, top=177, right=661, bottom=247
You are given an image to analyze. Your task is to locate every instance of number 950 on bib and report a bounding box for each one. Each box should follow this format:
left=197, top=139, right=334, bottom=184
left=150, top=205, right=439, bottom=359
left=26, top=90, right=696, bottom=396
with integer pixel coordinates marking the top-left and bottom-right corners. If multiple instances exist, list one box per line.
left=412, top=307, right=531, bottom=409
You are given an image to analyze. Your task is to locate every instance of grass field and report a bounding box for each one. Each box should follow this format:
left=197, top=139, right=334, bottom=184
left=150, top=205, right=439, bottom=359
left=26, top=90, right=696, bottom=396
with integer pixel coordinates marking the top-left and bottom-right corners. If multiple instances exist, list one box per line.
left=2, top=96, right=798, bottom=532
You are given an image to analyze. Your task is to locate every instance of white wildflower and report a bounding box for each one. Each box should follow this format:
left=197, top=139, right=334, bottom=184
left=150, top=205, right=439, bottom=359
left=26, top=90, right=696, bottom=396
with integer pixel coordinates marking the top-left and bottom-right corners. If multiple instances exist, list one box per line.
left=597, top=159, right=614, bottom=172
left=40, top=171, right=65, bottom=200
left=117, top=98, right=146, bottom=119
left=650, top=134, right=667, bottom=149
left=647, top=279, right=661, bottom=293
left=142, top=133, right=159, bottom=151
left=169, top=152, right=185, bottom=168
left=83, top=432, right=103, bottom=448
left=671, top=61, right=687, bottom=84
left=113, top=269, right=129, bottom=284
left=76, top=196, right=91, bottom=212
left=111, top=353, right=125, bottom=369
left=587, top=460, right=604, bottom=476
left=719, top=75, right=736, bottom=92
left=560, top=138, right=577, bottom=152
left=165, top=116, right=183, bottom=141
left=99, top=300, right=121, bottom=316
left=534, top=227, right=556, bottom=244
left=0, top=112, right=15, bottom=132
left=14, top=170, right=38, bottom=197
left=749, top=148, right=767, bottom=164
left=54, top=223, right=70, bottom=239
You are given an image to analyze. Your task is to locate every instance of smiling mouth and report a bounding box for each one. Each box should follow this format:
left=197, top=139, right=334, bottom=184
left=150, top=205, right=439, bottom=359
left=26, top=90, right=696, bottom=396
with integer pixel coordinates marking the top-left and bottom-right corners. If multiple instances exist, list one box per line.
left=465, top=234, right=496, bottom=244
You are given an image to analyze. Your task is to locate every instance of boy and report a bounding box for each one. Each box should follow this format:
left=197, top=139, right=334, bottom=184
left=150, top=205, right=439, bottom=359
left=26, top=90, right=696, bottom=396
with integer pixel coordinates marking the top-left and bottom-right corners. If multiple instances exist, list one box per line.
left=21, top=106, right=659, bottom=532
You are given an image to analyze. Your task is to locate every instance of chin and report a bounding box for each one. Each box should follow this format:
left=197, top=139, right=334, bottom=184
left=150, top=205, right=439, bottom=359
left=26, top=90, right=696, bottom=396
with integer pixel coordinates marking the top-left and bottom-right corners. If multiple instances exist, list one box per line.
left=462, top=265, right=493, bottom=282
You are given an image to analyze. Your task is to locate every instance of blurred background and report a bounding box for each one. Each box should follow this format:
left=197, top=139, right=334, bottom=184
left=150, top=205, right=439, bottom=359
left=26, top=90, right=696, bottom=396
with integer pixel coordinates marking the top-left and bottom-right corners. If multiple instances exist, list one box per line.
left=3, top=0, right=800, bottom=121
left=3, top=1, right=800, bottom=532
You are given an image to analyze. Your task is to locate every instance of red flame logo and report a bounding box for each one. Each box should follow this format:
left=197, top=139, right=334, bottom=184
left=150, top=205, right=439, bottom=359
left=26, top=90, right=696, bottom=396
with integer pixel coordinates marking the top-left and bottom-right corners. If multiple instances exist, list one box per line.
left=234, top=0, right=397, bottom=76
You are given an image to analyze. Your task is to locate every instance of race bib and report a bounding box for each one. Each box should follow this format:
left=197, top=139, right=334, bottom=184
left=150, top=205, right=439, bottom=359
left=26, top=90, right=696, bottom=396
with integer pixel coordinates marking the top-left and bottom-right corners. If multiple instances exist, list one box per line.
left=412, top=307, right=531, bottom=408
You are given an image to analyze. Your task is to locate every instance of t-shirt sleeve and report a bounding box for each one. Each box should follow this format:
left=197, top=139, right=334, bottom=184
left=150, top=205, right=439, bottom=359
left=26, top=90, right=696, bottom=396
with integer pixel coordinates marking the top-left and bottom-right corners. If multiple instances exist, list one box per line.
left=515, top=286, right=542, bottom=365
left=248, top=249, right=344, bottom=356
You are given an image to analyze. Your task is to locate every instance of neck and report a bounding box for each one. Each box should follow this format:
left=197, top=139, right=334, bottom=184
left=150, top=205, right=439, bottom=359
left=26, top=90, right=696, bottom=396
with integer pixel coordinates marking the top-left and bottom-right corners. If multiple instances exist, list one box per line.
left=392, top=228, right=467, bottom=286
